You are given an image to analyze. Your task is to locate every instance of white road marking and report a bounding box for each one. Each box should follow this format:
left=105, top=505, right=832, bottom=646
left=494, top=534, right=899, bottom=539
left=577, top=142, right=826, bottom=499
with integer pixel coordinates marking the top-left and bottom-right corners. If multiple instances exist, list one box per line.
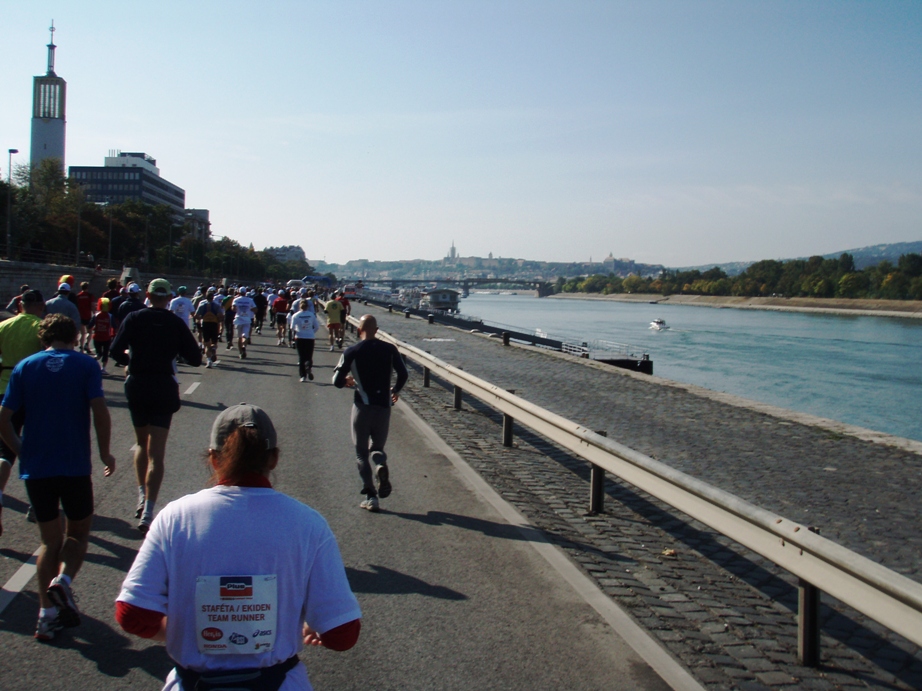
left=184, top=382, right=200, bottom=395
left=0, top=547, right=42, bottom=615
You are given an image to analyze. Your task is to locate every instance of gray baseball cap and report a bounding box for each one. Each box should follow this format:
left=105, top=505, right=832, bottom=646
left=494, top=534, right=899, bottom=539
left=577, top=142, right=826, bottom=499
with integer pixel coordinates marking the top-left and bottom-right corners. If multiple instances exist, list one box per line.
left=210, top=404, right=278, bottom=451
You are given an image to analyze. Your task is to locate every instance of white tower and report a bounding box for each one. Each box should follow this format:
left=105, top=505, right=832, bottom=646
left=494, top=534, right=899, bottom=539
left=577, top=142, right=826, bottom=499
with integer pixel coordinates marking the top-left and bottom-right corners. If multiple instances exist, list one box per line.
left=30, top=22, right=67, bottom=173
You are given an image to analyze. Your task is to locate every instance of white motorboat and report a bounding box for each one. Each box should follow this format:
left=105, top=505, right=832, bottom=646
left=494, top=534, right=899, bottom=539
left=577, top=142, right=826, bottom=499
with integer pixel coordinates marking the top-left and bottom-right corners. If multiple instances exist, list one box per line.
left=650, top=318, right=669, bottom=331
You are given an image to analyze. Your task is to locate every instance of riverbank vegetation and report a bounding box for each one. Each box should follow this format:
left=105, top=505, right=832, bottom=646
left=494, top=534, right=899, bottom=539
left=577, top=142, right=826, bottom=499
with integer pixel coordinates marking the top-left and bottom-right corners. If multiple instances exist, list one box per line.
left=554, top=253, right=922, bottom=300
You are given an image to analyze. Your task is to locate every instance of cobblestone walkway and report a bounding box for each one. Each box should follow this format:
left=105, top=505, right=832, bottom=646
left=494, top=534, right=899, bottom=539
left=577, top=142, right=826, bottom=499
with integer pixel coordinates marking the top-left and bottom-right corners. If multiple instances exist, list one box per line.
left=368, top=308, right=922, bottom=690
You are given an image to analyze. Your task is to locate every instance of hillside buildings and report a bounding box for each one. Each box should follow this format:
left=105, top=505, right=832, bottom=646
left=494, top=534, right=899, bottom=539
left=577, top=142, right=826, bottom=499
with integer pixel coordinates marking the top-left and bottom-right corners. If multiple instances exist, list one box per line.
left=30, top=23, right=66, bottom=172
left=265, top=245, right=307, bottom=263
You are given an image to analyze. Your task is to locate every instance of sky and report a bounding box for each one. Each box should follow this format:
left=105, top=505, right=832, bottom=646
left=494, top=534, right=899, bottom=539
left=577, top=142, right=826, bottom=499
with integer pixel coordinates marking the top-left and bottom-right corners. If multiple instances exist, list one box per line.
left=2, top=1, right=920, bottom=267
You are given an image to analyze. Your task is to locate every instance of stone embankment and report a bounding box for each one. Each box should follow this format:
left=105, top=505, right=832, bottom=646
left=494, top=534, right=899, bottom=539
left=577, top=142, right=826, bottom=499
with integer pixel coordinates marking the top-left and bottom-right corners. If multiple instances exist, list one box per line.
left=549, top=292, right=922, bottom=319
left=368, top=305, right=922, bottom=690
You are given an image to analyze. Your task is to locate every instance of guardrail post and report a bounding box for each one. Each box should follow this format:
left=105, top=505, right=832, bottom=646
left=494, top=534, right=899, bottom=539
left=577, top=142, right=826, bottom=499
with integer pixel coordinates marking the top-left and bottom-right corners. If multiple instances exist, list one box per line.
left=798, top=526, right=822, bottom=667
left=404, top=310, right=411, bottom=319
left=428, top=314, right=434, bottom=324
left=502, top=332, right=510, bottom=346
left=453, top=385, right=463, bottom=410
left=388, top=305, right=393, bottom=313
left=423, top=367, right=430, bottom=387
left=589, top=431, right=607, bottom=514
left=502, top=389, right=516, bottom=447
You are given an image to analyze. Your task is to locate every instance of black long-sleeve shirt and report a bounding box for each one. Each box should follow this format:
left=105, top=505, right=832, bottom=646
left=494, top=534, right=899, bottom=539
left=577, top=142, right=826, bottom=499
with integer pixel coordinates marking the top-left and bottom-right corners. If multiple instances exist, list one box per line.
left=111, top=307, right=202, bottom=375
left=332, top=338, right=408, bottom=408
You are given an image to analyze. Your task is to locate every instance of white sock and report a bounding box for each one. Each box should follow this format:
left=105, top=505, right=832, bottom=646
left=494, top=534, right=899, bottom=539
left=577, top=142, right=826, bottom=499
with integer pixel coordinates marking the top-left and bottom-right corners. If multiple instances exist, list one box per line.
left=138, top=486, right=146, bottom=501
left=143, top=499, right=156, bottom=519
left=40, top=606, right=58, bottom=619
left=57, top=573, right=72, bottom=587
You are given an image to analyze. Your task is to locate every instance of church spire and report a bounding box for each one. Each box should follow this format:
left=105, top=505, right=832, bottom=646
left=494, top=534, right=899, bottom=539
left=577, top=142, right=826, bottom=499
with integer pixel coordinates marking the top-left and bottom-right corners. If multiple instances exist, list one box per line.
left=46, top=20, right=57, bottom=76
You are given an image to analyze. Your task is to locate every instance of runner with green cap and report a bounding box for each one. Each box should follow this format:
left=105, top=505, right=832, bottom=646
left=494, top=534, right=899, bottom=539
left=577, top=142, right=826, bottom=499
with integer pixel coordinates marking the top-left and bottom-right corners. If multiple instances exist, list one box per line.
left=111, top=278, right=203, bottom=533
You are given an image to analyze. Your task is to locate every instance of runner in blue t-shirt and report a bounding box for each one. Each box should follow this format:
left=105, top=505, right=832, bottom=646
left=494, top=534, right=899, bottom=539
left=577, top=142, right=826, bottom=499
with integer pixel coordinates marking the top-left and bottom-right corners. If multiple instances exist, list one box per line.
left=0, top=314, right=116, bottom=641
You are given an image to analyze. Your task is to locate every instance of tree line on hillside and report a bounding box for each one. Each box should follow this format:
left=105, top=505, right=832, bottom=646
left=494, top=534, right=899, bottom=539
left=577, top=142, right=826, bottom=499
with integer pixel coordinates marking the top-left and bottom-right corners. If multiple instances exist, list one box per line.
left=0, top=160, right=319, bottom=282
left=554, top=253, right=922, bottom=300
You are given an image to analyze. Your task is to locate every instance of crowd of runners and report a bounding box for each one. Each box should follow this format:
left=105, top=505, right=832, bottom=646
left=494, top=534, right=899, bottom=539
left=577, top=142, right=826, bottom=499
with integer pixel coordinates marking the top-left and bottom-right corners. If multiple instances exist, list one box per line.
left=0, top=272, right=407, bottom=665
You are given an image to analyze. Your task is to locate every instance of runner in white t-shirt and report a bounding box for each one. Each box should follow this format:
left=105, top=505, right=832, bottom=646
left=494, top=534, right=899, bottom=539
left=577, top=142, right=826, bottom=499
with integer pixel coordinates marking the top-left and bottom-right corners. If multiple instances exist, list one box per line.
left=231, top=289, right=257, bottom=359
left=116, top=404, right=361, bottom=690
left=169, top=287, right=195, bottom=330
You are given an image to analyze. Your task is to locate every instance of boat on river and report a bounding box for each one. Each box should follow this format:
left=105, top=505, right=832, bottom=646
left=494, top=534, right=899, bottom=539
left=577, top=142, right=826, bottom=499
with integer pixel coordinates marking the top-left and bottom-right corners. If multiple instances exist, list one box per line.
left=650, top=318, right=669, bottom=331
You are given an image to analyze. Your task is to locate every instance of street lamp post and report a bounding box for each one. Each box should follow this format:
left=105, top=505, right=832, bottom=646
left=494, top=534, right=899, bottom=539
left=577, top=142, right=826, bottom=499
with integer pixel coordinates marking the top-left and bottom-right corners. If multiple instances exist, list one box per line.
left=6, top=148, right=18, bottom=259
left=106, top=197, right=113, bottom=270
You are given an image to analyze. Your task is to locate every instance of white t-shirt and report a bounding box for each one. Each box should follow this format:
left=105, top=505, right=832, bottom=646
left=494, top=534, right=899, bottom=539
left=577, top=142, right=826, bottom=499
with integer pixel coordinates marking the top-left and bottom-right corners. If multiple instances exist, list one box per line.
left=170, top=296, right=195, bottom=329
left=232, top=296, right=257, bottom=324
left=118, top=486, right=360, bottom=690
left=291, top=310, right=321, bottom=340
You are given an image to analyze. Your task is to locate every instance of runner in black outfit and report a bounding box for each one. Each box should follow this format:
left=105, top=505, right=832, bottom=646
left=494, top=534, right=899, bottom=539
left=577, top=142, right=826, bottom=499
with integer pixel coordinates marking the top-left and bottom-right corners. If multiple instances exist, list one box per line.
left=332, top=315, right=408, bottom=512
left=110, top=278, right=202, bottom=533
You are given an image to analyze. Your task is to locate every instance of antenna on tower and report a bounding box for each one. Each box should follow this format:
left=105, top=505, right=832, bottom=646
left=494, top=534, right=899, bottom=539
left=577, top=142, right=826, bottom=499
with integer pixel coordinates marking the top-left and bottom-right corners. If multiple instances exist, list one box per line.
left=46, top=20, right=57, bottom=75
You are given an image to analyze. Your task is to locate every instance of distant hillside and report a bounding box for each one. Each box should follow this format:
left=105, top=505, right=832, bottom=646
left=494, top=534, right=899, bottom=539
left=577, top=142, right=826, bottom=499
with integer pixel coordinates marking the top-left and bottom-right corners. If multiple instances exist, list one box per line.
left=672, top=241, right=922, bottom=276
left=825, top=242, right=922, bottom=269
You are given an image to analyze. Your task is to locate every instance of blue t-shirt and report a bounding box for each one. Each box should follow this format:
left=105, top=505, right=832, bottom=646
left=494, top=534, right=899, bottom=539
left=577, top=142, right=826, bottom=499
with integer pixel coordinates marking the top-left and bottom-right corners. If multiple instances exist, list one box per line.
left=2, top=349, right=105, bottom=479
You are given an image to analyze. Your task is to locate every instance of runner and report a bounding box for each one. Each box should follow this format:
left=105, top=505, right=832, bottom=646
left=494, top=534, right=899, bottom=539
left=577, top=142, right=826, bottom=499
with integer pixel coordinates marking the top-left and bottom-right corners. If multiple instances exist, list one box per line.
left=89, top=298, right=114, bottom=371
left=253, top=286, right=268, bottom=335
left=115, top=404, right=361, bottom=688
left=169, top=286, right=194, bottom=332
left=0, top=314, right=116, bottom=641
left=332, top=314, right=408, bottom=512
left=291, top=299, right=321, bottom=382
left=75, top=282, right=95, bottom=353
left=110, top=278, right=203, bottom=533
left=4, top=284, right=30, bottom=314
left=0, top=289, right=45, bottom=536
left=45, top=283, right=82, bottom=325
left=222, top=291, right=235, bottom=351
left=194, top=287, right=223, bottom=368
left=324, top=293, right=345, bottom=351
left=271, top=289, right=289, bottom=345
left=231, top=288, right=256, bottom=359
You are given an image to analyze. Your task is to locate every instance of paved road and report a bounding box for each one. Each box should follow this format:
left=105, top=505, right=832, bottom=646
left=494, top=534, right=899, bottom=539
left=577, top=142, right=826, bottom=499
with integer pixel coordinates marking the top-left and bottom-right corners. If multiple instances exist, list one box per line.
left=0, top=327, right=685, bottom=690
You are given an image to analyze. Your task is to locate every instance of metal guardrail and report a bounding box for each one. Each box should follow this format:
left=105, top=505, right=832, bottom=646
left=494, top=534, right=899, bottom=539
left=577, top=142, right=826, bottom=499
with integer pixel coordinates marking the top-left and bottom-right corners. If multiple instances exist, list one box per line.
left=351, top=315, right=922, bottom=665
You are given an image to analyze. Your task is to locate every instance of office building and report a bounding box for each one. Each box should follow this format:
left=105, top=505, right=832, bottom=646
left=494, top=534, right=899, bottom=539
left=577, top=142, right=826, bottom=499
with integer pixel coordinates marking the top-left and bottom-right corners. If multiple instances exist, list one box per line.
left=69, top=151, right=186, bottom=217
left=30, top=23, right=67, bottom=172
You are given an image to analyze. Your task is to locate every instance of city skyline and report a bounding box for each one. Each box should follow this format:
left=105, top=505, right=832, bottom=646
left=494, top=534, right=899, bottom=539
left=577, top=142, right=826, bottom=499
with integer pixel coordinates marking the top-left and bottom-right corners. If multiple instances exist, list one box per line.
left=2, top=1, right=920, bottom=267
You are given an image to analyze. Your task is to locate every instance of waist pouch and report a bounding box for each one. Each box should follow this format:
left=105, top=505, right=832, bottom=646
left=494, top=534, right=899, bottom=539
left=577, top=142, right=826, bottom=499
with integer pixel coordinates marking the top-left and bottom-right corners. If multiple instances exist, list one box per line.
left=174, top=654, right=299, bottom=691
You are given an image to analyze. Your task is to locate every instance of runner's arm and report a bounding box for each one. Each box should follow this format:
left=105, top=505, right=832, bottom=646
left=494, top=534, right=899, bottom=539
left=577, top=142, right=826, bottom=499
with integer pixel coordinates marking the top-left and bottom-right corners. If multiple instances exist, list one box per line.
left=0, top=406, right=21, bottom=457
left=392, top=347, right=409, bottom=396
left=90, top=397, right=116, bottom=476
left=110, top=318, right=130, bottom=366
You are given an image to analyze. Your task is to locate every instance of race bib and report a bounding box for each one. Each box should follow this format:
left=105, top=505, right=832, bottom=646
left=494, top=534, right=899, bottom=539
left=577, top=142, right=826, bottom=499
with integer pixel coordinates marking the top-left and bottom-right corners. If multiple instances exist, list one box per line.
left=195, top=575, right=278, bottom=655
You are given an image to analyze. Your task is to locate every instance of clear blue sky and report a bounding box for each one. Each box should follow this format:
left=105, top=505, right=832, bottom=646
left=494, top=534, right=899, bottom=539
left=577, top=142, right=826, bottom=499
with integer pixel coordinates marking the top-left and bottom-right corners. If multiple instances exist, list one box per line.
left=3, top=1, right=920, bottom=267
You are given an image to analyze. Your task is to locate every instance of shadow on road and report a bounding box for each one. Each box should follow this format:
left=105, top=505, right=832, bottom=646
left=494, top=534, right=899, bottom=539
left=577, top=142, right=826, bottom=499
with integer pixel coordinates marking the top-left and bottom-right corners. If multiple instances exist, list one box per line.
left=346, top=564, right=466, bottom=600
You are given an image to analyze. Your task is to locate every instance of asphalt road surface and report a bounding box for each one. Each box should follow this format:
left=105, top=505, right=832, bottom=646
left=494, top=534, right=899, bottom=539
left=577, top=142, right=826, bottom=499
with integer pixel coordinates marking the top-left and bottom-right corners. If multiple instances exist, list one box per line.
left=0, top=328, right=691, bottom=690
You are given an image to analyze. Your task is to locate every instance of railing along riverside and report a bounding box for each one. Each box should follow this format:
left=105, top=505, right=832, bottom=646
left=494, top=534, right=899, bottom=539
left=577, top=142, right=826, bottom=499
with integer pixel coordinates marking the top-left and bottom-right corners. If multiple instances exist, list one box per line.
left=348, top=314, right=922, bottom=667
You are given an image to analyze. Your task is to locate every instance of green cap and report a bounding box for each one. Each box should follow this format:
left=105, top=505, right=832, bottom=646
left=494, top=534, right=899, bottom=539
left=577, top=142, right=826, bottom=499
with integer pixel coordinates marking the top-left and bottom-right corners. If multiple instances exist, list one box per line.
left=177, top=285, right=188, bottom=294
left=148, top=278, right=172, bottom=296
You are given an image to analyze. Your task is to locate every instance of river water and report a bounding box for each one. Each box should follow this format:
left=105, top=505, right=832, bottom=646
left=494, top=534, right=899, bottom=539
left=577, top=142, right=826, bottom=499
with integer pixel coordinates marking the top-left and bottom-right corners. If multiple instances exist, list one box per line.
left=459, top=293, right=922, bottom=442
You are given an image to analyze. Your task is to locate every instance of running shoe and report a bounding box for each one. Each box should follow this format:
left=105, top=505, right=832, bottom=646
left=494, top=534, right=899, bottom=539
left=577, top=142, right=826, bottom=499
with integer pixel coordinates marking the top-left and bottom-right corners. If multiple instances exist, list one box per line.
left=226, top=342, right=232, bottom=350
left=26, top=505, right=35, bottom=522
left=47, top=576, right=80, bottom=628
left=374, top=464, right=391, bottom=499
left=359, top=496, right=380, bottom=512
left=35, top=613, right=63, bottom=641
left=329, top=345, right=334, bottom=352
left=308, top=371, right=314, bottom=381
left=300, top=376, right=306, bottom=383
left=138, top=515, right=152, bottom=535
left=205, top=360, right=212, bottom=368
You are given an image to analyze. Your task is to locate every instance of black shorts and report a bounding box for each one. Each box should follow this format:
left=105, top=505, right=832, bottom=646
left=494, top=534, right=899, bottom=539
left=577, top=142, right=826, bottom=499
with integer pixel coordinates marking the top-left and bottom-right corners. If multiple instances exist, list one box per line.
left=125, top=374, right=180, bottom=429
left=26, top=475, right=94, bottom=523
left=201, top=322, right=219, bottom=343
left=0, top=408, right=25, bottom=463
left=274, top=313, right=287, bottom=327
